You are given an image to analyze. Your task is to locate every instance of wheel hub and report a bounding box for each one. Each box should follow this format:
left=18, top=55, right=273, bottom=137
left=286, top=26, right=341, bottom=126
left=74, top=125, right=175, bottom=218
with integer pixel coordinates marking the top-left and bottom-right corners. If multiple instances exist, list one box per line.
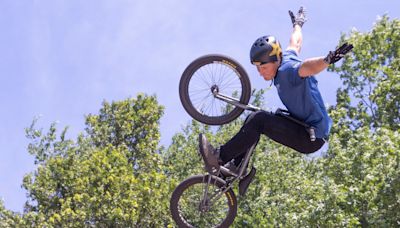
left=210, top=85, right=219, bottom=95
left=199, top=198, right=211, bottom=212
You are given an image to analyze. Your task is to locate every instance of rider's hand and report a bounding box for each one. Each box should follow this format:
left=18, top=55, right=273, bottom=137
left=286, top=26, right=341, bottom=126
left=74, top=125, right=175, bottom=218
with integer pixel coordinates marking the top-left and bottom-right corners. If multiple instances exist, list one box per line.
left=324, top=43, right=354, bottom=64
left=289, top=6, right=307, bottom=27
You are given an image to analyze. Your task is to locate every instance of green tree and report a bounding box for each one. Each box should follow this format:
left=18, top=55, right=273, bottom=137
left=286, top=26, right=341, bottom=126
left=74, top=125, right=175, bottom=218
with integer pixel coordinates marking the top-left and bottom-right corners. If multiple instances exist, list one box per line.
left=325, top=127, right=400, bottom=227
left=330, top=15, right=400, bottom=132
left=20, top=94, right=173, bottom=227
left=0, top=199, right=23, bottom=227
left=326, top=15, right=400, bottom=226
left=85, top=94, right=164, bottom=174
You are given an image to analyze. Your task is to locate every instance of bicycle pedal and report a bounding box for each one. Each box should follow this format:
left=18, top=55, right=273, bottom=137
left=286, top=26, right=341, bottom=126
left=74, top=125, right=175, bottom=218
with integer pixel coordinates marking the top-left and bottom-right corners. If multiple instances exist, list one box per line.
left=220, top=161, right=239, bottom=177
left=239, top=166, right=256, bottom=196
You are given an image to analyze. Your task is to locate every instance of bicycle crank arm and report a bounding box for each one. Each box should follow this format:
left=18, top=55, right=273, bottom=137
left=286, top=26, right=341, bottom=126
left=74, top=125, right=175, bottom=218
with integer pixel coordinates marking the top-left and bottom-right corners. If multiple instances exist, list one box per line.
left=213, top=92, right=261, bottom=112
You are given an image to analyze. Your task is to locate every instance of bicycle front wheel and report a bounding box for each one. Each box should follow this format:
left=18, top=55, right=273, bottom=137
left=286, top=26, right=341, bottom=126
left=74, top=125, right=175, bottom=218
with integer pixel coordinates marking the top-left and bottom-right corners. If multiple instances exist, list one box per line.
left=170, top=175, right=237, bottom=228
left=179, top=54, right=251, bottom=125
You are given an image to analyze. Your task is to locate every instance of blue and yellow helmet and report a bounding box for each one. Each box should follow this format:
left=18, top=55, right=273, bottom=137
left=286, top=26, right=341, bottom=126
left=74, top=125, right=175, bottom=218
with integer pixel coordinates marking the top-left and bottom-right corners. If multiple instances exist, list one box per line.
left=250, top=35, right=282, bottom=65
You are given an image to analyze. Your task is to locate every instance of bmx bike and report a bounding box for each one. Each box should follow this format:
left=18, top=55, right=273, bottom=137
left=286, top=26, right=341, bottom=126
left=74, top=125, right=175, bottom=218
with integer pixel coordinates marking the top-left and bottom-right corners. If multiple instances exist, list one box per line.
left=170, top=54, right=316, bottom=227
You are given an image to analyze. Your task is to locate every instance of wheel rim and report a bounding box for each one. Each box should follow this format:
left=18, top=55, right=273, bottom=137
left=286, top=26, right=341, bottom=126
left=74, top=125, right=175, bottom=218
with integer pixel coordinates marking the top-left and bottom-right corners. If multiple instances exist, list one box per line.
left=188, top=61, right=244, bottom=119
left=177, top=182, right=231, bottom=227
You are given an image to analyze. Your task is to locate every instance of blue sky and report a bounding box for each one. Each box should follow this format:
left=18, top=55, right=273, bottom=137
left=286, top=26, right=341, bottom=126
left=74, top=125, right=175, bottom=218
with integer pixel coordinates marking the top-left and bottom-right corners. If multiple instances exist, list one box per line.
left=1, top=1, right=399, bottom=212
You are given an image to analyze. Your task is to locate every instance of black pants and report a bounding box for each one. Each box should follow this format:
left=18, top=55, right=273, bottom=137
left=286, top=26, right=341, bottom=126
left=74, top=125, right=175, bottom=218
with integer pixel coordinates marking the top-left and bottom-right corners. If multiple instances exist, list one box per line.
left=219, top=111, right=325, bottom=165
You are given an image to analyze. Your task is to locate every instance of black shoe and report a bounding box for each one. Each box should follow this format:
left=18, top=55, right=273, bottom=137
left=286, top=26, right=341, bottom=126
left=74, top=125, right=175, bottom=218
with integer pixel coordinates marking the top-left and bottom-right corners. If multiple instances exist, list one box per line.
left=199, top=134, right=221, bottom=173
left=239, top=166, right=256, bottom=196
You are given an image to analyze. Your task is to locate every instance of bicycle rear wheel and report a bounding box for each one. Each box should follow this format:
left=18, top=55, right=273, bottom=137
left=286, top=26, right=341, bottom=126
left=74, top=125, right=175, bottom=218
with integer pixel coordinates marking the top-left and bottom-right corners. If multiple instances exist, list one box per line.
left=179, top=54, right=251, bottom=125
left=170, top=174, right=237, bottom=228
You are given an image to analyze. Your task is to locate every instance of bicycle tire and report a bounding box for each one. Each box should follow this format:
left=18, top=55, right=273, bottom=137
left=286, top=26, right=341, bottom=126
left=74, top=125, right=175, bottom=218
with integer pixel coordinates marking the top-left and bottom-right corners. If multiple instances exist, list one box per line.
left=170, top=174, right=237, bottom=228
left=179, top=54, right=251, bottom=125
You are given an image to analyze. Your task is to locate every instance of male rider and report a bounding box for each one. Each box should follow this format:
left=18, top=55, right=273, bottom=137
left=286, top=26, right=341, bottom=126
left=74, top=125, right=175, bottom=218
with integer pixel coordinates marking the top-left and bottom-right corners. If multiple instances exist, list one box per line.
left=199, top=7, right=353, bottom=173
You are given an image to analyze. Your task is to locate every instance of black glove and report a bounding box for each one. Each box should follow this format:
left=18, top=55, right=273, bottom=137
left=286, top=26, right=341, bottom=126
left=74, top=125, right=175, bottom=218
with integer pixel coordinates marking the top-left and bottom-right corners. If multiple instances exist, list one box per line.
left=289, top=6, right=307, bottom=27
left=324, top=43, right=354, bottom=64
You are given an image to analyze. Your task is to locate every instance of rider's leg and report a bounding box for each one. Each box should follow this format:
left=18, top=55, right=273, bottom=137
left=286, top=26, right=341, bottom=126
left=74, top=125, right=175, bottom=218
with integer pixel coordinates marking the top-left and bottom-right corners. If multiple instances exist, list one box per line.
left=219, top=111, right=325, bottom=164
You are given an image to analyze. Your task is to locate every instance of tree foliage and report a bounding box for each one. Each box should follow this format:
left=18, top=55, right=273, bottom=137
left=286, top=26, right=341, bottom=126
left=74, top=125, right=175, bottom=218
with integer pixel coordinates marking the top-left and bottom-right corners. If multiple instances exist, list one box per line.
left=329, top=15, right=400, bottom=132
left=85, top=95, right=163, bottom=174
left=3, top=94, right=174, bottom=227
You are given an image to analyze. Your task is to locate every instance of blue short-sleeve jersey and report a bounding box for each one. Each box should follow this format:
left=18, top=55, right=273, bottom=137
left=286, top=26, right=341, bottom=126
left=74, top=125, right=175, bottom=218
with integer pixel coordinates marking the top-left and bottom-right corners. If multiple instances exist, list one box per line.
left=273, top=49, right=332, bottom=138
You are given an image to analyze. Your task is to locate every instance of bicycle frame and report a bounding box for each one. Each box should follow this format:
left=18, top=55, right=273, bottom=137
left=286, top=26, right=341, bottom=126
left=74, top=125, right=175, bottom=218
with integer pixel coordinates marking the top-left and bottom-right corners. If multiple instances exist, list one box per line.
left=212, top=88, right=261, bottom=112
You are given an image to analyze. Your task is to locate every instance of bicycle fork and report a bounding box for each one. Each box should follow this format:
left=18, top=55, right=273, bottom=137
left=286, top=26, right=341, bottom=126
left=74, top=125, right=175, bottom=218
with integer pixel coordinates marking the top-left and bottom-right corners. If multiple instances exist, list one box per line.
left=200, top=175, right=234, bottom=212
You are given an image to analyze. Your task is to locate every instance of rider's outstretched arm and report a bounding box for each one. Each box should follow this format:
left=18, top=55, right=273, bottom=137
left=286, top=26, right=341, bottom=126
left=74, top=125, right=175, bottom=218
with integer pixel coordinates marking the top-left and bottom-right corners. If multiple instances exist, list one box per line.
left=287, top=7, right=354, bottom=77
left=298, top=56, right=328, bottom=77
left=287, top=25, right=303, bottom=54
left=299, top=43, right=354, bottom=77
left=287, top=7, right=306, bottom=54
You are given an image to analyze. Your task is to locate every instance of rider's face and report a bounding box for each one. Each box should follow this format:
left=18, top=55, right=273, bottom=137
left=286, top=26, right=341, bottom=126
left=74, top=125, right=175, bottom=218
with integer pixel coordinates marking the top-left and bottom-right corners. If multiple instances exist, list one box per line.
left=256, top=62, right=279, bottom=81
